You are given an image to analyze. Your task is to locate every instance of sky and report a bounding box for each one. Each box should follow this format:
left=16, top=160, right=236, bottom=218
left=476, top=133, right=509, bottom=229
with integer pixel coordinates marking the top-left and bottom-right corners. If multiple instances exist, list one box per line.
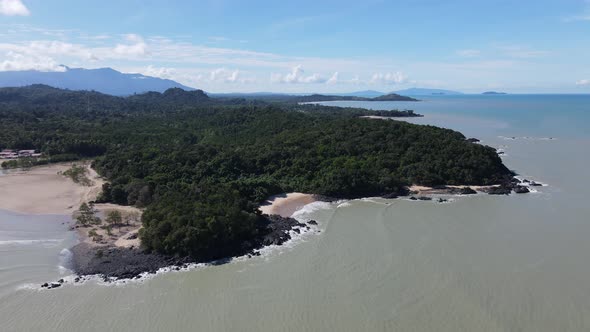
left=0, top=0, right=589, bottom=93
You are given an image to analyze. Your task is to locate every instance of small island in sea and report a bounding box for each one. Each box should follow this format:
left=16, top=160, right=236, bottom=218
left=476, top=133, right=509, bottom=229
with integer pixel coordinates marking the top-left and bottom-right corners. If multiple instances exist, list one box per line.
left=0, top=85, right=528, bottom=282
left=482, top=91, right=508, bottom=95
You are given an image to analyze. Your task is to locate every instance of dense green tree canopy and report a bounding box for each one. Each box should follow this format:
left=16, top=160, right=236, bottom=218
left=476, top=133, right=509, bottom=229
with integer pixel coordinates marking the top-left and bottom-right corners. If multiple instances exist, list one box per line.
left=0, top=85, right=511, bottom=258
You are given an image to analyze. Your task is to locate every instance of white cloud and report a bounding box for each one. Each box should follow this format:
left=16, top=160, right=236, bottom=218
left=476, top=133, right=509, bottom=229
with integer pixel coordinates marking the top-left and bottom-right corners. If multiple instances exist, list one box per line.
left=327, top=72, right=339, bottom=85
left=0, top=52, right=65, bottom=72
left=0, top=0, right=30, bottom=16
left=457, top=49, right=481, bottom=57
left=370, top=71, right=407, bottom=85
left=576, top=79, right=590, bottom=86
left=271, top=65, right=327, bottom=84
left=144, top=65, right=176, bottom=79
left=113, top=34, right=148, bottom=56
left=210, top=67, right=242, bottom=83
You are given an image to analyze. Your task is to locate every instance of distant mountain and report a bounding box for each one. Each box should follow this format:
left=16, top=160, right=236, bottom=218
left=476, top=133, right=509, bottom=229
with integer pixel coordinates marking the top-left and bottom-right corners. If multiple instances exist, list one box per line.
left=0, top=67, right=194, bottom=96
left=482, top=91, right=507, bottom=95
left=393, top=88, right=464, bottom=96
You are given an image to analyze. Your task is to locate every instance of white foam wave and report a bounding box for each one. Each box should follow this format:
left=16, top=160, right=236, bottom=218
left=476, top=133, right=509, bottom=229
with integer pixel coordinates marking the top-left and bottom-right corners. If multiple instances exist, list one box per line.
left=291, top=201, right=332, bottom=220
left=0, top=239, right=62, bottom=247
left=58, top=248, right=73, bottom=274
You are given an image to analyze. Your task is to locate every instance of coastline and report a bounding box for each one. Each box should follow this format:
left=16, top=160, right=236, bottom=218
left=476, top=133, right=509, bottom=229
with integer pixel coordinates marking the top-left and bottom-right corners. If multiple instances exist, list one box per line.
left=1, top=162, right=535, bottom=286
left=259, top=192, right=318, bottom=217
left=0, top=163, right=104, bottom=215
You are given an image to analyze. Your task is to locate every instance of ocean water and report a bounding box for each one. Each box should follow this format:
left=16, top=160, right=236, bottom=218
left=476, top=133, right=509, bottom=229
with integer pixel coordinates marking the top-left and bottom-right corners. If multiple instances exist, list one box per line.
left=1, top=95, right=590, bottom=331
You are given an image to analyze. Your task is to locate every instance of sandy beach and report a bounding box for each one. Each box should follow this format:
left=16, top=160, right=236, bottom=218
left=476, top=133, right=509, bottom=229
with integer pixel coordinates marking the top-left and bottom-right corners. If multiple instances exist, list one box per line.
left=0, top=163, right=104, bottom=215
left=259, top=192, right=317, bottom=218
left=0, top=162, right=142, bottom=248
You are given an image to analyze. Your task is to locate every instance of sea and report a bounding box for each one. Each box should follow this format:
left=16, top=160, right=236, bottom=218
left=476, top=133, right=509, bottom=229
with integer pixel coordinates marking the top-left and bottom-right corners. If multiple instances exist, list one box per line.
left=1, top=94, right=589, bottom=331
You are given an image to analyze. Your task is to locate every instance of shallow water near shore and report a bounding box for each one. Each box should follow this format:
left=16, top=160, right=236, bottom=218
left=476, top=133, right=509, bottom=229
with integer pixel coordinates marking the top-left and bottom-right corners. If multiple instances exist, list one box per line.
left=2, top=95, right=590, bottom=331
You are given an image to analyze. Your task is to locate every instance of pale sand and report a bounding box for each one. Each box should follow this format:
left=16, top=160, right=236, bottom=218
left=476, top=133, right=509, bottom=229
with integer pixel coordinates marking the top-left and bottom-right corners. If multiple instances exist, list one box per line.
left=0, top=163, right=104, bottom=215
left=0, top=162, right=142, bottom=248
left=259, top=193, right=317, bottom=218
left=76, top=204, right=142, bottom=249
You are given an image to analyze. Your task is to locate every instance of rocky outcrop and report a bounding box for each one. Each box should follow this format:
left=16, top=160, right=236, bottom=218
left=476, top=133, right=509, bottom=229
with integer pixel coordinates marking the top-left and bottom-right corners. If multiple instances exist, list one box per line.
left=69, top=214, right=313, bottom=281
left=513, top=186, right=530, bottom=194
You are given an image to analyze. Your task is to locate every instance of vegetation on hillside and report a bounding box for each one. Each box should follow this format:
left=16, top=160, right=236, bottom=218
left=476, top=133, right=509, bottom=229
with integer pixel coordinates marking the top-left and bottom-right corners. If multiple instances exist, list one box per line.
left=0, top=85, right=511, bottom=259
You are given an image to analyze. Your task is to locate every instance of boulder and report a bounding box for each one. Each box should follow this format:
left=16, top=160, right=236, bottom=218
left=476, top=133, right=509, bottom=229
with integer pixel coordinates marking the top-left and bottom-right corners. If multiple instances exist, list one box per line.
left=487, top=187, right=511, bottom=195
left=514, top=186, right=530, bottom=194
left=307, top=220, right=318, bottom=226
left=459, top=187, right=477, bottom=195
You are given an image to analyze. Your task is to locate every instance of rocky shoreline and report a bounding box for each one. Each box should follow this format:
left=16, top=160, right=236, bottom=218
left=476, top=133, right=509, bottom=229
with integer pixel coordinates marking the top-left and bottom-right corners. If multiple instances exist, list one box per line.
left=40, top=214, right=318, bottom=287
left=41, top=176, right=543, bottom=288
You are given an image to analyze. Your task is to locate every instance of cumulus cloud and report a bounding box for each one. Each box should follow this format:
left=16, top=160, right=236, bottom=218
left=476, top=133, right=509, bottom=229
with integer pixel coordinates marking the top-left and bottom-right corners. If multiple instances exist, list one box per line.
left=0, top=52, right=65, bottom=72
left=576, top=79, right=590, bottom=86
left=0, top=0, right=30, bottom=16
left=210, top=67, right=240, bottom=83
left=144, top=65, right=176, bottom=79
left=271, top=65, right=327, bottom=84
left=370, top=71, right=407, bottom=85
left=113, top=34, right=148, bottom=56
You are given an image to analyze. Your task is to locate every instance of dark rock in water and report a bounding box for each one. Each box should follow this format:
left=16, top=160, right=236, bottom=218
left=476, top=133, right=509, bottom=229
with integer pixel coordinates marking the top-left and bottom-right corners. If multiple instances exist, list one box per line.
left=307, top=220, right=318, bottom=226
left=381, top=187, right=410, bottom=199
left=522, top=179, right=530, bottom=183
left=293, top=228, right=300, bottom=234
left=498, top=151, right=505, bottom=155
left=48, top=282, right=61, bottom=289
left=529, top=181, right=542, bottom=187
left=513, top=186, right=530, bottom=194
left=466, top=138, right=480, bottom=143
left=437, top=198, right=448, bottom=203
left=417, top=196, right=432, bottom=201
left=74, top=277, right=80, bottom=283
left=449, top=187, right=477, bottom=195
left=41, top=283, right=48, bottom=288
left=71, top=213, right=305, bottom=280
left=487, top=187, right=512, bottom=195
left=511, top=178, right=522, bottom=184
left=409, top=196, right=418, bottom=201
left=58, top=279, right=64, bottom=284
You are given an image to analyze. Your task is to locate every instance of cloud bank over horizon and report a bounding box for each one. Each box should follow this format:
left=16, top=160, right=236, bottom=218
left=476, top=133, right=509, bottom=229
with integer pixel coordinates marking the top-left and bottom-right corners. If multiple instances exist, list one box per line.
left=0, top=0, right=588, bottom=93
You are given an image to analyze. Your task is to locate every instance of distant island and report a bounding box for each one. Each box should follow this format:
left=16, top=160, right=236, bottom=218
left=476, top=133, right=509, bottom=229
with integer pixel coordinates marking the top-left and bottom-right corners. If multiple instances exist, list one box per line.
left=393, top=88, right=464, bottom=96
left=292, top=93, right=418, bottom=102
left=0, top=85, right=519, bottom=280
left=482, top=91, right=507, bottom=95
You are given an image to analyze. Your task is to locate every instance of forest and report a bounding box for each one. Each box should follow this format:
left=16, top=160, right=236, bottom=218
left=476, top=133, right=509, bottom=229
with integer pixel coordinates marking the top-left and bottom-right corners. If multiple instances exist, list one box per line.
left=0, top=85, right=512, bottom=258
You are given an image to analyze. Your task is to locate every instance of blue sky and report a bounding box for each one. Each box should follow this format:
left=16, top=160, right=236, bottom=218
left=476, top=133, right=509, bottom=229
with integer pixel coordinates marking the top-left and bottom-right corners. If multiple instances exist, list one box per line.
left=1, top=0, right=589, bottom=93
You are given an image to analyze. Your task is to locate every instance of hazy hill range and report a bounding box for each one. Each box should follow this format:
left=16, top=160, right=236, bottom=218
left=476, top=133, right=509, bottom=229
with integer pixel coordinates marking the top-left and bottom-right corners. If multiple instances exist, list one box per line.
left=0, top=67, right=193, bottom=96
left=394, top=88, right=464, bottom=96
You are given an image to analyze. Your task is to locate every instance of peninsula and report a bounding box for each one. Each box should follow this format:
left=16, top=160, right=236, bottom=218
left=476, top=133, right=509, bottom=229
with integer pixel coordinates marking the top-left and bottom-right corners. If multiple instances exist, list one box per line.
left=0, top=85, right=519, bottom=279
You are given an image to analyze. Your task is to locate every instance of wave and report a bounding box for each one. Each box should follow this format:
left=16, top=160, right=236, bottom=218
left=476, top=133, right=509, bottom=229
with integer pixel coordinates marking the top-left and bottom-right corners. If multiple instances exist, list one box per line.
left=0, top=239, right=62, bottom=247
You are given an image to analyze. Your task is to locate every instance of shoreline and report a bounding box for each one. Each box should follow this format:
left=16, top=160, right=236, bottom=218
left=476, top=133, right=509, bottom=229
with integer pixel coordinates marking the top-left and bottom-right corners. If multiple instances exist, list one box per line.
left=0, top=162, right=104, bottom=215
left=1, top=162, right=536, bottom=286
left=259, top=192, right=318, bottom=217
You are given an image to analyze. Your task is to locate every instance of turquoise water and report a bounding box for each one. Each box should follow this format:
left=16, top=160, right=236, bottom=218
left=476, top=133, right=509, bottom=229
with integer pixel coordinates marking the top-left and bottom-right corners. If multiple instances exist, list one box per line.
left=1, top=95, right=590, bottom=331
